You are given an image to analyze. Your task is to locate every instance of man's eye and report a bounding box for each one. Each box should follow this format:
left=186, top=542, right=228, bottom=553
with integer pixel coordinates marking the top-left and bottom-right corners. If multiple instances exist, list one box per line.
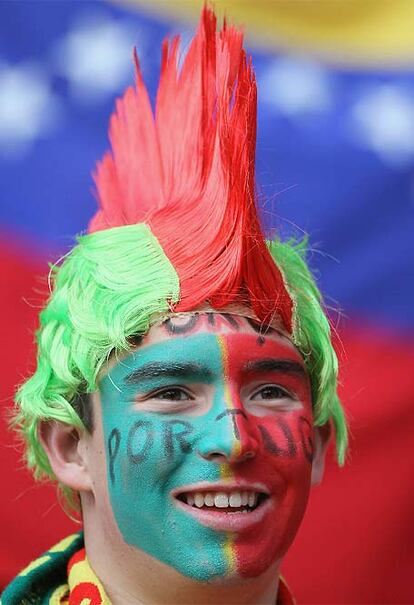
left=151, top=388, right=193, bottom=402
left=251, top=385, right=294, bottom=400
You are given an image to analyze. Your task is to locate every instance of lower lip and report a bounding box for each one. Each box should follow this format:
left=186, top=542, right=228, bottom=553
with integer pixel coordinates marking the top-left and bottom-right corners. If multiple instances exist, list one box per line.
left=173, top=498, right=274, bottom=532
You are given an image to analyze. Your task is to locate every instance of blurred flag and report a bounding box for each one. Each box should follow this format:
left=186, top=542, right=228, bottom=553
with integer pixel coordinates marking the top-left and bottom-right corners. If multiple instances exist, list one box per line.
left=1, top=1, right=413, bottom=602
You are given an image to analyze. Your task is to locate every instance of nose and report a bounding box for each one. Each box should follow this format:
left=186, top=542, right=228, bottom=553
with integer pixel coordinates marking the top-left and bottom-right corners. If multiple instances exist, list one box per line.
left=197, top=408, right=259, bottom=464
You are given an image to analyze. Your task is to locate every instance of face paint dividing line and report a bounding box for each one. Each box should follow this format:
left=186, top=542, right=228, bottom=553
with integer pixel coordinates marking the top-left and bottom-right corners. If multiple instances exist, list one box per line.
left=224, top=535, right=236, bottom=574
left=215, top=408, right=248, bottom=440
left=217, top=336, right=242, bottom=459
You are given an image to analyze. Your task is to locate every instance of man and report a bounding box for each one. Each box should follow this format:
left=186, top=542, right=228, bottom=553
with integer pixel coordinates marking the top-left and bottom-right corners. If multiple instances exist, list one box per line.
left=3, top=7, right=347, bottom=604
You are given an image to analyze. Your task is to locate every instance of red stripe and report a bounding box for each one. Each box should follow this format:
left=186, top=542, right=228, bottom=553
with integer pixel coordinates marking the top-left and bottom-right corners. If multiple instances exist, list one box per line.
left=67, top=548, right=86, bottom=573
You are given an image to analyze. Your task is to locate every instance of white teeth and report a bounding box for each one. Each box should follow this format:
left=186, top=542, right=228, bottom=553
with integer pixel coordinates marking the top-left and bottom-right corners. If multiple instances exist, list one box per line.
left=248, top=492, right=257, bottom=507
left=204, top=493, right=215, bottom=506
left=214, top=492, right=229, bottom=508
left=183, top=489, right=262, bottom=509
left=194, top=493, right=204, bottom=508
left=229, top=491, right=242, bottom=507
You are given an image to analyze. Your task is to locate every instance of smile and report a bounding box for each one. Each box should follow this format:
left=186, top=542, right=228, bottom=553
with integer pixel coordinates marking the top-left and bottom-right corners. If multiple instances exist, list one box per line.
left=172, top=483, right=273, bottom=532
left=178, top=489, right=267, bottom=511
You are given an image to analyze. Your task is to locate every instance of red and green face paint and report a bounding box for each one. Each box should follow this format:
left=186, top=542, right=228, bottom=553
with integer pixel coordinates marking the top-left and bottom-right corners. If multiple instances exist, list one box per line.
left=99, top=313, right=314, bottom=581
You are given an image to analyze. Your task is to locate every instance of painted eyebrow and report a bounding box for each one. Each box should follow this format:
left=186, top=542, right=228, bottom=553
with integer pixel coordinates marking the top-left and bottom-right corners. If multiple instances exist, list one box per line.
left=124, top=361, right=214, bottom=384
left=242, top=358, right=307, bottom=378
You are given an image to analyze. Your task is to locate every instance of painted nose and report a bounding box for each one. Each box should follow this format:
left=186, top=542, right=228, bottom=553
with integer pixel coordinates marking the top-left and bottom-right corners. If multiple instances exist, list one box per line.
left=197, top=409, right=259, bottom=464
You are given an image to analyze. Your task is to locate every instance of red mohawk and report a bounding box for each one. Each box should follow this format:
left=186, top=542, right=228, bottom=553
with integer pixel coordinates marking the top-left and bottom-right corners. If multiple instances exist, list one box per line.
left=90, top=7, right=293, bottom=331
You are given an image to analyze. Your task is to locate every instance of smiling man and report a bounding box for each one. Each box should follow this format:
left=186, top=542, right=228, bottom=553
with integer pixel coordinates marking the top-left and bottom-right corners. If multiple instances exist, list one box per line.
left=78, top=312, right=321, bottom=602
left=4, top=7, right=347, bottom=605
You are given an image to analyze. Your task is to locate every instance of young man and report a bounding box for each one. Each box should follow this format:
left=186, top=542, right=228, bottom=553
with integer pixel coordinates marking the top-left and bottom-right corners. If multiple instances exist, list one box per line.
left=3, top=7, right=347, bottom=604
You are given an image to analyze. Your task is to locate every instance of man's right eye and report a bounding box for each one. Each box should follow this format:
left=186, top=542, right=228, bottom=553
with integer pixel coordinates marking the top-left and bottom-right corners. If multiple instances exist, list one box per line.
left=149, top=387, right=194, bottom=402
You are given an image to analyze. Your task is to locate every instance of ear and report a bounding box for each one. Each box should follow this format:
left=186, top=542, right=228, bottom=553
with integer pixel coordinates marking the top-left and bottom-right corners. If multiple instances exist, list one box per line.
left=311, top=421, right=331, bottom=486
left=38, top=421, right=93, bottom=492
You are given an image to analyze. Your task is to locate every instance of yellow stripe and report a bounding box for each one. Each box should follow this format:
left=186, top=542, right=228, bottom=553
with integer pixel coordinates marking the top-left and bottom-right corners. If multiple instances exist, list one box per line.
left=220, top=462, right=233, bottom=480
left=68, top=556, right=110, bottom=604
left=123, top=0, right=414, bottom=68
left=48, top=584, right=69, bottom=605
left=217, top=335, right=241, bottom=460
left=217, top=335, right=237, bottom=574
left=223, top=532, right=236, bottom=574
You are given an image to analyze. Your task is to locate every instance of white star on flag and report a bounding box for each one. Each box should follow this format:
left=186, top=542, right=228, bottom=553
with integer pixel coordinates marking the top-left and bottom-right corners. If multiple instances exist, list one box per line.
left=53, top=11, right=144, bottom=103
left=350, top=85, right=414, bottom=168
left=259, top=56, right=332, bottom=115
left=0, top=61, right=61, bottom=157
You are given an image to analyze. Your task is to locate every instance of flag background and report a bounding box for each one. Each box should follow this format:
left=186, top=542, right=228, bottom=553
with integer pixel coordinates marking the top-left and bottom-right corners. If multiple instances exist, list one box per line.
left=1, top=2, right=413, bottom=602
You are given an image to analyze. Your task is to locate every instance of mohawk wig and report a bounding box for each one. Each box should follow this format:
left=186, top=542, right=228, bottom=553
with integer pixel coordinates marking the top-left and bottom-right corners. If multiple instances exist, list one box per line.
left=14, top=7, right=347, bottom=505
left=90, top=8, right=292, bottom=329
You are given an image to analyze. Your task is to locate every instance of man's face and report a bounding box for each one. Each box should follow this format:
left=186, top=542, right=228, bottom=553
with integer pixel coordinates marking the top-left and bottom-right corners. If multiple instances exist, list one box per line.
left=95, top=312, right=315, bottom=581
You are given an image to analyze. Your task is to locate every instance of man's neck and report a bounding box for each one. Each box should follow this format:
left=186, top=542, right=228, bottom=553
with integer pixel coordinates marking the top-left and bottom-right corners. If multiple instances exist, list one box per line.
left=97, top=566, right=279, bottom=605
left=103, top=574, right=280, bottom=605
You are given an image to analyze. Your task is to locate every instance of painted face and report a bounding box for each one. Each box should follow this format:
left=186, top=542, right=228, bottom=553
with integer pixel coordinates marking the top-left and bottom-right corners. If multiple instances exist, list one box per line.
left=99, top=312, right=314, bottom=582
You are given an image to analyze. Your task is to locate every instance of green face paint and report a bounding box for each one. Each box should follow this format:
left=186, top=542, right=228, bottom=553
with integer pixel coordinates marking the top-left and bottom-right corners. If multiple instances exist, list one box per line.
left=100, top=334, right=233, bottom=581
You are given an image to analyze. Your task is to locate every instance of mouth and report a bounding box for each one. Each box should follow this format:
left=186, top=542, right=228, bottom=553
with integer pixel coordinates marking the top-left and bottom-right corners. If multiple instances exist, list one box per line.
left=176, top=489, right=269, bottom=513
left=172, top=483, right=273, bottom=531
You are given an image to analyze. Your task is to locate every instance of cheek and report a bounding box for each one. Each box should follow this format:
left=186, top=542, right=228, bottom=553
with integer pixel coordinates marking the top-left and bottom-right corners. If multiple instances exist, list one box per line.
left=257, top=412, right=315, bottom=468
left=102, top=414, right=198, bottom=536
left=101, top=413, right=232, bottom=581
left=255, top=409, right=315, bottom=507
left=105, top=416, right=169, bottom=492
left=230, top=412, right=314, bottom=578
left=103, top=416, right=158, bottom=516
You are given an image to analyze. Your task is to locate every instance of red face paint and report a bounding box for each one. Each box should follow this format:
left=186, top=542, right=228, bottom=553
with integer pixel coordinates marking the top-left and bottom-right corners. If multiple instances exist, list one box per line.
left=221, top=332, right=314, bottom=577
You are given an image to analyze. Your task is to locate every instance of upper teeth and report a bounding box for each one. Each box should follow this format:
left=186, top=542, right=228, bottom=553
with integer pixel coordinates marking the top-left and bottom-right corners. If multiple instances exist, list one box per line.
left=185, top=491, right=258, bottom=508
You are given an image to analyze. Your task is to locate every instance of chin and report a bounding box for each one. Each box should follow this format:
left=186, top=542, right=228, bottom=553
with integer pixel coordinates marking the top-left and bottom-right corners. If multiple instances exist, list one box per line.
left=170, top=544, right=278, bottom=584
left=179, top=558, right=279, bottom=587
left=178, top=564, right=247, bottom=585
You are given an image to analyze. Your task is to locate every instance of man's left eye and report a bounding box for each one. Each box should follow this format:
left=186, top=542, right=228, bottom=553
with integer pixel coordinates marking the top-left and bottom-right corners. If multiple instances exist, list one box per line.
left=251, top=385, right=295, bottom=400
left=151, top=388, right=193, bottom=401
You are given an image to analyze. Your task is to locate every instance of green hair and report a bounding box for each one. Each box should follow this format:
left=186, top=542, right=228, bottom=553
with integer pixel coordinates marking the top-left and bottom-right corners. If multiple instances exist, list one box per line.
left=269, top=239, right=347, bottom=464
left=13, top=225, right=347, bottom=506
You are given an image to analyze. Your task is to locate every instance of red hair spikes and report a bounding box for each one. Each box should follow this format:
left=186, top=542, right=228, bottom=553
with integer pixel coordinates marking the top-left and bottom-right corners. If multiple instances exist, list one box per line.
left=90, top=6, right=293, bottom=331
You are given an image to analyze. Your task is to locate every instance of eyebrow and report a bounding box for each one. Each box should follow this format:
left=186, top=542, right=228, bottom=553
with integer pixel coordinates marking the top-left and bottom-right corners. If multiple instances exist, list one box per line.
left=124, top=362, right=213, bottom=384
left=242, top=358, right=307, bottom=378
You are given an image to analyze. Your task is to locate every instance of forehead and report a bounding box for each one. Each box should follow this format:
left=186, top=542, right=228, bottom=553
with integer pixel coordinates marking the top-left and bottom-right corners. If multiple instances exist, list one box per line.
left=139, top=311, right=297, bottom=353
